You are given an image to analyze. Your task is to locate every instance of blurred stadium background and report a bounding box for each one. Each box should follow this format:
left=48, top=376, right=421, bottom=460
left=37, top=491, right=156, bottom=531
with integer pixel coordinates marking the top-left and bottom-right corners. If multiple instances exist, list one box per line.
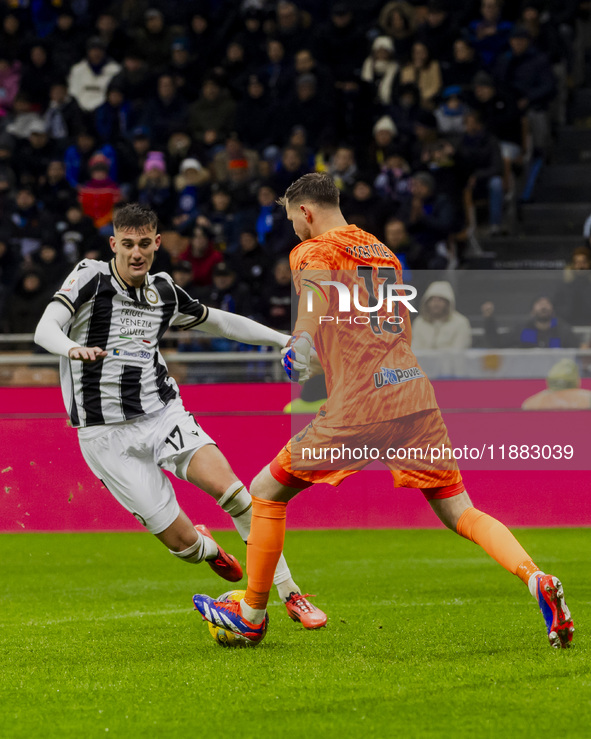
left=1, top=0, right=591, bottom=532
left=1, top=4, right=590, bottom=736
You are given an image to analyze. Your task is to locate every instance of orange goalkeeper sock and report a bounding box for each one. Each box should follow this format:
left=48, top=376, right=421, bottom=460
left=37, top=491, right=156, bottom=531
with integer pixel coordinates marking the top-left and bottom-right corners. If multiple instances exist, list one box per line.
left=456, top=507, right=539, bottom=585
left=244, top=496, right=287, bottom=611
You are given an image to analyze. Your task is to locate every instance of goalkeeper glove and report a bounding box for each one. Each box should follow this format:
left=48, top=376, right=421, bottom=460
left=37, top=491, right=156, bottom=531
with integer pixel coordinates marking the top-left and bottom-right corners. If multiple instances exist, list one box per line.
left=282, top=332, right=313, bottom=383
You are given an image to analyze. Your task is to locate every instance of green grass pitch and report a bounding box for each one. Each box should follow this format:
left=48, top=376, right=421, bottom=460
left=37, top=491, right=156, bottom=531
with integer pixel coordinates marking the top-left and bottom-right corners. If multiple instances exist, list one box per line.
left=1, top=528, right=588, bottom=738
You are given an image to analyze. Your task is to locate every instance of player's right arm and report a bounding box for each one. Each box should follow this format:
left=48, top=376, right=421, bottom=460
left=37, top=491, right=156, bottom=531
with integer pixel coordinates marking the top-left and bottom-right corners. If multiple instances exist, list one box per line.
left=34, top=301, right=107, bottom=361
left=34, top=260, right=107, bottom=362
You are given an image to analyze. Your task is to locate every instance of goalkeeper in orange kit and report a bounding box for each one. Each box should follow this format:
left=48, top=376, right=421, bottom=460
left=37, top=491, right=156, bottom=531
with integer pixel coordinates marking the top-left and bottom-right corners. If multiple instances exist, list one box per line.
left=193, top=173, right=574, bottom=649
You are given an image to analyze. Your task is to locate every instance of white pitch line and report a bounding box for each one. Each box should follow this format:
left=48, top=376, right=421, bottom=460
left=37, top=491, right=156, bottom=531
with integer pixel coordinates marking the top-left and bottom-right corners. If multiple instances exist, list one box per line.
left=20, top=607, right=191, bottom=627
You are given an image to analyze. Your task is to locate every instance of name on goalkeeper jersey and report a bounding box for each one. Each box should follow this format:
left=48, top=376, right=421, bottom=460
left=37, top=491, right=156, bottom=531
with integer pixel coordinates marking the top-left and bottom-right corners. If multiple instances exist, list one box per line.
left=345, top=244, right=394, bottom=259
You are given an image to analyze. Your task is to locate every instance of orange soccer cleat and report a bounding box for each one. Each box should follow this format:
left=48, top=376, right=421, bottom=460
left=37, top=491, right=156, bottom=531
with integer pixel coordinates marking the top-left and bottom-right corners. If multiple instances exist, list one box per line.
left=194, top=524, right=243, bottom=582
left=285, top=592, right=327, bottom=629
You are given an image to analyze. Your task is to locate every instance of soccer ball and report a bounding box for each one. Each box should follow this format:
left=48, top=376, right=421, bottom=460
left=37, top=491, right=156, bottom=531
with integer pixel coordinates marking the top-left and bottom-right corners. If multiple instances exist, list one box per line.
left=207, top=590, right=253, bottom=648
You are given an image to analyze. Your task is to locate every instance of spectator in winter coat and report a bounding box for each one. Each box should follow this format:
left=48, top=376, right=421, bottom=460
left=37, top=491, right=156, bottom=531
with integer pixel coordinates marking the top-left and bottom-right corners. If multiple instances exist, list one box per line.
left=377, top=1, right=416, bottom=64
left=399, top=41, right=442, bottom=108
left=398, top=171, right=456, bottom=268
left=235, top=75, right=279, bottom=153
left=493, top=26, right=556, bottom=202
left=140, top=74, right=189, bottom=148
left=78, top=153, right=122, bottom=231
left=434, top=86, right=468, bottom=139
left=456, top=109, right=504, bottom=235
left=137, top=151, right=173, bottom=226
left=416, top=0, right=458, bottom=63
left=94, top=82, right=134, bottom=143
left=38, top=161, right=77, bottom=218
left=261, top=258, right=293, bottom=332
left=67, top=37, right=121, bottom=113
left=3, top=268, right=51, bottom=334
left=411, top=280, right=472, bottom=351
left=19, top=43, right=54, bottom=109
left=55, top=204, right=103, bottom=264
left=15, top=120, right=59, bottom=187
left=44, top=80, right=85, bottom=143
left=227, top=228, right=270, bottom=312
left=470, top=71, right=523, bottom=193
left=482, top=296, right=579, bottom=349
left=179, top=224, right=223, bottom=286
left=469, top=0, right=513, bottom=69
left=64, top=130, right=117, bottom=187
left=441, top=37, right=482, bottom=90
left=47, top=9, right=86, bottom=77
left=2, top=187, right=55, bottom=259
left=132, top=8, right=176, bottom=71
left=553, top=247, right=591, bottom=327
left=172, top=158, right=210, bottom=233
left=360, top=36, right=400, bottom=106
left=188, top=76, right=236, bottom=149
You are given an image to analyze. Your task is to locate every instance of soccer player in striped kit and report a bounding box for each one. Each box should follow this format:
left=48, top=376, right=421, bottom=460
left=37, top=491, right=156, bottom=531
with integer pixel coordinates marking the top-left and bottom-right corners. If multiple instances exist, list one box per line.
left=34, top=203, right=326, bottom=629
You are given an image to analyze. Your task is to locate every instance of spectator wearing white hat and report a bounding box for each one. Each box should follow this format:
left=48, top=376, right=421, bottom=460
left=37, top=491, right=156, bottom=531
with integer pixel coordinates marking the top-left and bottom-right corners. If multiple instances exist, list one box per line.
left=367, top=115, right=401, bottom=175
left=361, top=36, right=400, bottom=105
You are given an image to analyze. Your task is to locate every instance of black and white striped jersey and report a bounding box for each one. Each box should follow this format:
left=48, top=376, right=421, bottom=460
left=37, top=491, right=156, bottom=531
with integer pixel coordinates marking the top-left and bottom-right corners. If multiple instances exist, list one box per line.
left=52, top=258, right=209, bottom=428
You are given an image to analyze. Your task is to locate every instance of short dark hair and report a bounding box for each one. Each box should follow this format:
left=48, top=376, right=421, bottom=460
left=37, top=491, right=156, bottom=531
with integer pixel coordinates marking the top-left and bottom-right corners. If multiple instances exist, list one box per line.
left=112, top=203, right=158, bottom=232
left=279, top=173, right=340, bottom=208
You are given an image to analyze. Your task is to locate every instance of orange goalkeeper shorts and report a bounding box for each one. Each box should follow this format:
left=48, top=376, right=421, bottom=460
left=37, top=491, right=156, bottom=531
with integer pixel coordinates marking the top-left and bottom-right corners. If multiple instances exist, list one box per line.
left=270, top=408, right=463, bottom=496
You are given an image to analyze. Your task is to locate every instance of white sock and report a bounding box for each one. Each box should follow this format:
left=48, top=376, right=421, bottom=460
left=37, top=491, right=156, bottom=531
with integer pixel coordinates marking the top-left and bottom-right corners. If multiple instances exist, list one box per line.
left=240, top=599, right=266, bottom=625
left=218, top=481, right=252, bottom=542
left=274, top=557, right=299, bottom=601
left=528, top=570, right=545, bottom=599
left=218, top=481, right=297, bottom=598
left=199, top=531, right=220, bottom=561
left=169, top=536, right=205, bottom=564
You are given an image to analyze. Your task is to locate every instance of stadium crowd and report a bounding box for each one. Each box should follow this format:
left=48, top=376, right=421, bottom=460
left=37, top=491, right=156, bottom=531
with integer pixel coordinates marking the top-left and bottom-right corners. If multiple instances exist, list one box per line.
left=0, top=0, right=588, bottom=344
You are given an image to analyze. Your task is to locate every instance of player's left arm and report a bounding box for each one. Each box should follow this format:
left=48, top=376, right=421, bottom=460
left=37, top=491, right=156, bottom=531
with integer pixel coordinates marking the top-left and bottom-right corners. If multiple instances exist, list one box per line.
left=193, top=306, right=290, bottom=347
left=171, top=281, right=290, bottom=347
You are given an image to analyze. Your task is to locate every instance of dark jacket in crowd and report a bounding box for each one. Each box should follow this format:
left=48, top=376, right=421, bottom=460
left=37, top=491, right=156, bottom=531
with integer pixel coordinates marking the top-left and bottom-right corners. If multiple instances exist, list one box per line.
left=484, top=315, right=579, bottom=348
left=494, top=46, right=556, bottom=111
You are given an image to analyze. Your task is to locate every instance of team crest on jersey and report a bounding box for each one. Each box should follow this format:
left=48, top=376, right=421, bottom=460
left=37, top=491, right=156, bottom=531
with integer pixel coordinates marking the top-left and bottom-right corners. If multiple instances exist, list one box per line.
left=144, top=287, right=159, bottom=305
left=374, top=366, right=424, bottom=389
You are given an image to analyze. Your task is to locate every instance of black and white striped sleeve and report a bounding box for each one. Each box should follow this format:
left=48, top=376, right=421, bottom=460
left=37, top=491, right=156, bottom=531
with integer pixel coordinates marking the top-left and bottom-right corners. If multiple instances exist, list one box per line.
left=170, top=284, right=209, bottom=329
left=53, top=260, right=101, bottom=315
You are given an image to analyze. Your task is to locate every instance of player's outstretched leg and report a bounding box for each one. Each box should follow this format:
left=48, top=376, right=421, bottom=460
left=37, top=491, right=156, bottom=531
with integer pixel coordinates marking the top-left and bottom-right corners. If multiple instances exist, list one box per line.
left=533, top=574, right=574, bottom=649
left=217, top=481, right=327, bottom=628
left=193, top=593, right=268, bottom=645
left=194, top=524, right=243, bottom=582
left=162, top=512, right=243, bottom=583
left=429, top=490, right=574, bottom=648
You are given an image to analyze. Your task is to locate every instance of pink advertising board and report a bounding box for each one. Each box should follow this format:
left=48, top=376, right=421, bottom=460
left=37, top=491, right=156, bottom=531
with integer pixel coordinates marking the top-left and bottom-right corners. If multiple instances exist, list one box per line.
left=1, top=381, right=590, bottom=532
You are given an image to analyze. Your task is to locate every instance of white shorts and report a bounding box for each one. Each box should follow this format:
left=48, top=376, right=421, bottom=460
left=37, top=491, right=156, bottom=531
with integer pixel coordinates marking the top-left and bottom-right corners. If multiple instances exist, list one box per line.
left=78, top=398, right=216, bottom=534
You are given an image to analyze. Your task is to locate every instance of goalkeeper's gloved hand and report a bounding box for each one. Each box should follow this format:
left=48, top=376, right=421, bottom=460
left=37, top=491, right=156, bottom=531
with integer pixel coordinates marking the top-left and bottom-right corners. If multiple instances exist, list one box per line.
left=281, top=331, right=313, bottom=383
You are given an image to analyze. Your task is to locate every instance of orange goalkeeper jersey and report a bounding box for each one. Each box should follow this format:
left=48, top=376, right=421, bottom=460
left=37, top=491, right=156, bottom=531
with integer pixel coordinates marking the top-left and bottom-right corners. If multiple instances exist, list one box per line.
left=290, top=224, right=439, bottom=427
